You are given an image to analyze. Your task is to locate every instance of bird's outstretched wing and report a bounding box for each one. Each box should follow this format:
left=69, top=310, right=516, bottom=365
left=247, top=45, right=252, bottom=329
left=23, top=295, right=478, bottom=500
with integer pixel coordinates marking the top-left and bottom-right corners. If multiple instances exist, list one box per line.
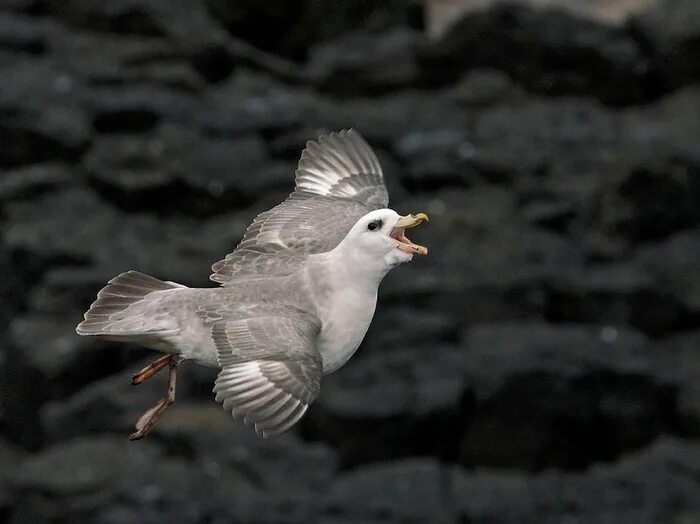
left=210, top=129, right=389, bottom=284
left=201, top=306, right=322, bottom=437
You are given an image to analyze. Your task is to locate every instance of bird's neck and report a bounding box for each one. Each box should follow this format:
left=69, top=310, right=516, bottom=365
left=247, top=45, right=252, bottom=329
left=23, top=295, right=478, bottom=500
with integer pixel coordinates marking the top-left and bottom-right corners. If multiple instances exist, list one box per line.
left=324, top=240, right=392, bottom=292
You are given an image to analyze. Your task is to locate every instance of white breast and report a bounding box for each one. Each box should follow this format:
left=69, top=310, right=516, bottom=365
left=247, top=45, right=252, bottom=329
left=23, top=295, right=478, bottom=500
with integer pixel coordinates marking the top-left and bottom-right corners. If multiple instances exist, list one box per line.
left=302, top=231, right=395, bottom=375
left=315, top=285, right=378, bottom=373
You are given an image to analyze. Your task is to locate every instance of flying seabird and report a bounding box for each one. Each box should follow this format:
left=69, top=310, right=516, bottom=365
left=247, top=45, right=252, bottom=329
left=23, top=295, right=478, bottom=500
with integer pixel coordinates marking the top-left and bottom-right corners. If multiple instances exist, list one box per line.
left=76, top=129, right=428, bottom=440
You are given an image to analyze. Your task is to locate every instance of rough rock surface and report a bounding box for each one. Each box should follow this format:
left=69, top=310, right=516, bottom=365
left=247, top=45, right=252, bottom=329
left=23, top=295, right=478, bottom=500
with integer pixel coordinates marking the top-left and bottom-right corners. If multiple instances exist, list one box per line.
left=1, top=1, right=698, bottom=522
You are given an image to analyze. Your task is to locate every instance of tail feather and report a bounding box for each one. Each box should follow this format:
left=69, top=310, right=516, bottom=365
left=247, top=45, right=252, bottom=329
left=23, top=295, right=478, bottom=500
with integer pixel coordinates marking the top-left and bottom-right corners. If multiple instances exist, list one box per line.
left=76, top=270, right=184, bottom=337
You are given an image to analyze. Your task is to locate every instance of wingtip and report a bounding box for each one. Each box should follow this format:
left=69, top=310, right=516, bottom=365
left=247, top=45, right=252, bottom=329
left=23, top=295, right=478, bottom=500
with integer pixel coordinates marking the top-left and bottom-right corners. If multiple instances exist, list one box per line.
left=313, top=128, right=363, bottom=143
left=75, top=316, right=95, bottom=336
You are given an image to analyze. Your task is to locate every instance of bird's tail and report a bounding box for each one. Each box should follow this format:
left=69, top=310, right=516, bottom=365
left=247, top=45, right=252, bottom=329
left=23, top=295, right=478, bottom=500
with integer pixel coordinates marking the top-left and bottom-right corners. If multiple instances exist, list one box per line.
left=76, top=270, right=185, bottom=338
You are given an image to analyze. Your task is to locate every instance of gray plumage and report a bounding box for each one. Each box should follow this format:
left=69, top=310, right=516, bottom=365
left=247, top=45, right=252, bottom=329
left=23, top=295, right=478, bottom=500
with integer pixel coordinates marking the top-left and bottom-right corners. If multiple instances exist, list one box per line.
left=210, top=130, right=388, bottom=283
left=76, top=129, right=420, bottom=438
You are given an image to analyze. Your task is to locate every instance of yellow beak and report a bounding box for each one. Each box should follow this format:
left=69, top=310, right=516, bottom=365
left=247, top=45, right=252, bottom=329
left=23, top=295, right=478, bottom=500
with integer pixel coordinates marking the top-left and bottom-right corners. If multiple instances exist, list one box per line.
left=392, top=213, right=429, bottom=255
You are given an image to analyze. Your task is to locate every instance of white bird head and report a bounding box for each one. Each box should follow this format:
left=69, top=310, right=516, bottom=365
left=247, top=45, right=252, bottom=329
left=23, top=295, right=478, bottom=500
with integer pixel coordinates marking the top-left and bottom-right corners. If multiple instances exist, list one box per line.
left=337, top=209, right=429, bottom=278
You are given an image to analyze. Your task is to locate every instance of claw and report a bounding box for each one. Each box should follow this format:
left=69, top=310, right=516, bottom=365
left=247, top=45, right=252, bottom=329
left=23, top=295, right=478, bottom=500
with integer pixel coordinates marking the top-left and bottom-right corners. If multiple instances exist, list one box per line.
left=128, top=355, right=180, bottom=441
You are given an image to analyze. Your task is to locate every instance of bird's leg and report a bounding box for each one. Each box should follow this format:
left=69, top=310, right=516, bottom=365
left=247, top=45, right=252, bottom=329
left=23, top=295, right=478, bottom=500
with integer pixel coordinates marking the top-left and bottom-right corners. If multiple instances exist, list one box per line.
left=129, top=355, right=180, bottom=441
left=131, top=354, right=172, bottom=385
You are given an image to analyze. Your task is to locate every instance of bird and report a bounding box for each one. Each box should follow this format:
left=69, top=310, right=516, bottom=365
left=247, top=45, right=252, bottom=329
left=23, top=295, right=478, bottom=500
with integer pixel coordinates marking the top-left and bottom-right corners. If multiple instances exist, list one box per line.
left=76, top=129, right=428, bottom=440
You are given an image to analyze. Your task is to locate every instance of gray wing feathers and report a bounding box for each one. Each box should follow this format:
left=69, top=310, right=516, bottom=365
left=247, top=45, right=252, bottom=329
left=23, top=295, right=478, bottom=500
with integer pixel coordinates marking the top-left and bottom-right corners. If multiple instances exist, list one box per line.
left=76, top=270, right=184, bottom=336
left=295, top=129, right=388, bottom=207
left=209, top=314, right=322, bottom=437
left=210, top=129, right=389, bottom=285
left=210, top=196, right=369, bottom=283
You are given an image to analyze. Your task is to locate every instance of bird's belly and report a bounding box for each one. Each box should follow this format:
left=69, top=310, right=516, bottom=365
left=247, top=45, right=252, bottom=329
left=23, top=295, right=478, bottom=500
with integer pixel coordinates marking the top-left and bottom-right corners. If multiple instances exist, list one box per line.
left=164, top=319, right=219, bottom=368
left=316, top=292, right=377, bottom=374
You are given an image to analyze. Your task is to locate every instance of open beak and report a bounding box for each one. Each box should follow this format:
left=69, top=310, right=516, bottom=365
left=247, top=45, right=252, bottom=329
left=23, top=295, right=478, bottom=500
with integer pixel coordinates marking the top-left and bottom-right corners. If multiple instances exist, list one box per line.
left=391, top=213, right=429, bottom=255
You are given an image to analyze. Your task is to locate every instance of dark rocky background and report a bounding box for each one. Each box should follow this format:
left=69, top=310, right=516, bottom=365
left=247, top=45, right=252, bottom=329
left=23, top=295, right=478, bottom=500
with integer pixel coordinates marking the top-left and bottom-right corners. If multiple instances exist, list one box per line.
left=1, top=0, right=699, bottom=522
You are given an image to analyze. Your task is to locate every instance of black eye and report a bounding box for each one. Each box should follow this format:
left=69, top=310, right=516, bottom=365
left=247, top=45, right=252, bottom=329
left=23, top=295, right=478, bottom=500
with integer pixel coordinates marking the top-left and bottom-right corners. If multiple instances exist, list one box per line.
left=367, top=220, right=382, bottom=231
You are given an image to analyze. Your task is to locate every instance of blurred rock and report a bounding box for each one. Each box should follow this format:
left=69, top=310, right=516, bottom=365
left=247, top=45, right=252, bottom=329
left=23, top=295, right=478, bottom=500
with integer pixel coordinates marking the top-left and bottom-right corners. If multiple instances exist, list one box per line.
left=0, top=358, right=46, bottom=449
left=0, top=164, right=74, bottom=202
left=419, top=3, right=650, bottom=104
left=13, top=436, right=159, bottom=494
left=205, top=0, right=416, bottom=61
left=9, top=435, right=230, bottom=524
left=4, top=187, right=109, bottom=266
left=659, top=331, right=700, bottom=436
left=448, top=68, right=524, bottom=106
left=307, top=28, right=423, bottom=94
left=37, top=0, right=233, bottom=83
left=310, top=90, right=464, bottom=146
left=393, top=127, right=476, bottom=191
left=451, top=438, right=700, bottom=523
left=35, top=0, right=164, bottom=36
left=84, top=124, right=290, bottom=215
left=0, top=248, right=23, bottom=332
left=462, top=322, right=659, bottom=393
left=40, top=361, right=189, bottom=441
left=42, top=400, right=337, bottom=522
left=0, top=439, right=24, bottom=515
left=544, top=263, right=693, bottom=336
left=324, top=458, right=454, bottom=523
left=9, top=313, right=142, bottom=397
left=381, top=224, right=583, bottom=325
left=637, top=230, right=700, bottom=316
left=584, top=156, right=700, bottom=247
left=458, top=322, right=675, bottom=469
left=467, top=96, right=619, bottom=185
left=10, top=424, right=333, bottom=523
left=10, top=314, right=102, bottom=380
left=3, top=186, right=247, bottom=289
left=0, top=1, right=699, bottom=521
left=77, top=69, right=314, bottom=136
left=27, top=266, right=145, bottom=316
left=364, top=306, right=460, bottom=350
left=205, top=69, right=315, bottom=132
left=0, top=103, right=90, bottom=169
left=35, top=21, right=204, bottom=90
left=306, top=345, right=466, bottom=466
left=634, top=0, right=700, bottom=92
left=0, top=11, right=49, bottom=55
left=424, top=0, right=658, bottom=37
left=157, top=403, right=339, bottom=522
left=520, top=199, right=576, bottom=233
left=0, top=0, right=35, bottom=14
left=135, top=129, right=287, bottom=201
left=621, top=86, right=700, bottom=163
